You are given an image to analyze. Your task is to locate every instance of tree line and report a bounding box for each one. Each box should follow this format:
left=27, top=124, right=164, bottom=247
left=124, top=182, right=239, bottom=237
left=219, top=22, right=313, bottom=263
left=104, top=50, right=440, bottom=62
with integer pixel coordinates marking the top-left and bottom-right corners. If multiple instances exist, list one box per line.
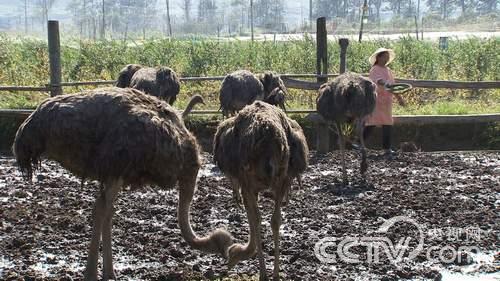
left=14, top=0, right=499, bottom=38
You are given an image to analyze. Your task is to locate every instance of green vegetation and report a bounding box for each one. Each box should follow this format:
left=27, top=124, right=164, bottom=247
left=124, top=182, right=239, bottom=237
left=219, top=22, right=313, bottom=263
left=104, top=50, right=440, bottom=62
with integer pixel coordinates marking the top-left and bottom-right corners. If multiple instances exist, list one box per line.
left=0, top=34, right=498, bottom=115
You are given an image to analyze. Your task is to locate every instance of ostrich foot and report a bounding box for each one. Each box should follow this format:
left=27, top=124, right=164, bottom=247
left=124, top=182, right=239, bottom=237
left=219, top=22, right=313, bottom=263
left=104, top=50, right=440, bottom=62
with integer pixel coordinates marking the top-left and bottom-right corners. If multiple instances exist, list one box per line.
left=360, top=160, right=368, bottom=175
left=342, top=177, right=348, bottom=186
left=230, top=185, right=242, bottom=208
left=83, top=269, right=98, bottom=281
left=273, top=270, right=280, bottom=281
left=233, top=192, right=243, bottom=209
left=102, top=270, right=117, bottom=281
left=259, top=270, right=269, bottom=281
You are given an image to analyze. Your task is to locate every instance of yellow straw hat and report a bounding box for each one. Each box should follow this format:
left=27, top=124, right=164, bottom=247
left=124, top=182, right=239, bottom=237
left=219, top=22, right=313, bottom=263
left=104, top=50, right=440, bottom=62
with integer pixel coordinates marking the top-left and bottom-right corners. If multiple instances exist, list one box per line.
left=368, top=48, right=396, bottom=66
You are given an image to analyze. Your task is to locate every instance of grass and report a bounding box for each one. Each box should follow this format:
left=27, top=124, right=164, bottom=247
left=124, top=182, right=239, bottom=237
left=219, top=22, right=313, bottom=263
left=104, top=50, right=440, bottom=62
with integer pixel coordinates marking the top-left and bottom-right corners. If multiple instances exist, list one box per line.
left=393, top=97, right=500, bottom=115
left=0, top=35, right=498, bottom=114
left=0, top=91, right=49, bottom=109
left=3, top=87, right=498, bottom=116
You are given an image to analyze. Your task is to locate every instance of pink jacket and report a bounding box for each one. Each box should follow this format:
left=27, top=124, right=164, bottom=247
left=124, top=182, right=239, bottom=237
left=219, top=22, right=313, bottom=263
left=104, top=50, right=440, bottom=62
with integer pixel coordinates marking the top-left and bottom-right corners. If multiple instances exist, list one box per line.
left=365, top=65, right=395, bottom=126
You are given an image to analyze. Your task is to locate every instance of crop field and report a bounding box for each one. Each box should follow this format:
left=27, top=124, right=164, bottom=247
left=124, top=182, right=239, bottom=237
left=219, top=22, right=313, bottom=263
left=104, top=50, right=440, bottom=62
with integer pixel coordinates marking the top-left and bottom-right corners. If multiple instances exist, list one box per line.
left=0, top=35, right=499, bottom=114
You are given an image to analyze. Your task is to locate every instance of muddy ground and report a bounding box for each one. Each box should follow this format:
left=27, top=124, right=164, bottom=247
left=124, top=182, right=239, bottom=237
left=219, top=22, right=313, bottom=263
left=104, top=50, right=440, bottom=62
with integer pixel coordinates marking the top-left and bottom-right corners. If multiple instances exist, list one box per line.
left=0, top=151, right=499, bottom=281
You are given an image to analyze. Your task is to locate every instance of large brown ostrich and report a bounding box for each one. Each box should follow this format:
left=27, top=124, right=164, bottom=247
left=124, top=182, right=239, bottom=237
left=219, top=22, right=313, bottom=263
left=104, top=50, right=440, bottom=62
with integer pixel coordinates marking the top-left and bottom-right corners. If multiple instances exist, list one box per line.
left=213, top=101, right=309, bottom=281
left=12, top=87, right=232, bottom=281
left=219, top=70, right=288, bottom=117
left=116, top=64, right=181, bottom=105
left=316, top=72, right=376, bottom=184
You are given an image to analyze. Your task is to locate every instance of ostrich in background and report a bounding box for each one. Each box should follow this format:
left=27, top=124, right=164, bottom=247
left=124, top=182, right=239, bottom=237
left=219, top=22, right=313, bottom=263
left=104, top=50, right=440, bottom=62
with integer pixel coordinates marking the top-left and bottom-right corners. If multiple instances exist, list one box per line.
left=316, top=72, right=376, bottom=184
left=219, top=70, right=288, bottom=117
left=214, top=101, right=309, bottom=281
left=116, top=64, right=181, bottom=105
left=12, top=87, right=231, bottom=281
left=115, top=64, right=142, bottom=88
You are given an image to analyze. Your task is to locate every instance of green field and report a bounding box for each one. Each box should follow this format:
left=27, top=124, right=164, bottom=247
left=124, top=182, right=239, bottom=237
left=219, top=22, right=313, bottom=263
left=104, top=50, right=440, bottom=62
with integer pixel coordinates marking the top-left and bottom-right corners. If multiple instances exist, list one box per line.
left=0, top=35, right=498, bottom=114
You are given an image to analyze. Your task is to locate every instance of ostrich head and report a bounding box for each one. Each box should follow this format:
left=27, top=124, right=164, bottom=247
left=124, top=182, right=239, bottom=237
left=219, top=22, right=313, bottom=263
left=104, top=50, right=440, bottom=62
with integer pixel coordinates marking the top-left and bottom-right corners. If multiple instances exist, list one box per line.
left=115, top=64, right=142, bottom=88
left=259, top=71, right=288, bottom=111
left=189, top=94, right=205, bottom=106
left=182, top=94, right=206, bottom=119
left=263, top=87, right=287, bottom=111
left=156, top=67, right=181, bottom=105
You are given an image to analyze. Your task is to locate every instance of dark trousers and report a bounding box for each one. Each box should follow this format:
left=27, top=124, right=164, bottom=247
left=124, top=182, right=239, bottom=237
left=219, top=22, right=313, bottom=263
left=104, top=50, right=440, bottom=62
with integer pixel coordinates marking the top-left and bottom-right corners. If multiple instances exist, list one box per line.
left=364, top=125, right=392, bottom=150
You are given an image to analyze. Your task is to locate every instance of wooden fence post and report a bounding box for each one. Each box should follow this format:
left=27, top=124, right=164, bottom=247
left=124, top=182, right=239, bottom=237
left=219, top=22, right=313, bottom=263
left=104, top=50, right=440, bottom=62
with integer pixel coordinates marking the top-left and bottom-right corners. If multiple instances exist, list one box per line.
left=48, top=20, right=62, bottom=97
left=414, top=16, right=419, bottom=40
left=315, top=17, right=329, bottom=153
left=339, top=38, right=349, bottom=74
left=421, top=18, right=424, bottom=40
left=316, top=17, right=327, bottom=84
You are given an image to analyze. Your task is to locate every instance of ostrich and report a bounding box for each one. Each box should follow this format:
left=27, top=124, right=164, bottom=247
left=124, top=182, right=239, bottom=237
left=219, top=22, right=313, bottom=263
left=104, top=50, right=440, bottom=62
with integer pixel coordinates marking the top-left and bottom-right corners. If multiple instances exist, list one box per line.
left=115, top=64, right=142, bottom=88
left=219, top=70, right=288, bottom=117
left=116, top=64, right=181, bottom=105
left=316, top=72, right=376, bottom=184
left=12, top=87, right=232, bottom=281
left=213, top=101, right=309, bottom=281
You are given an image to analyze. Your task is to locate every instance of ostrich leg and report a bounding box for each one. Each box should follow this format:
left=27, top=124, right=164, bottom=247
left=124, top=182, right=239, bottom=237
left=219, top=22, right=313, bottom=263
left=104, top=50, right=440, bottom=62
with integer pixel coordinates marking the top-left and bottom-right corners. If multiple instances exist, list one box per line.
left=228, top=187, right=268, bottom=281
left=84, top=185, right=107, bottom=281
left=101, top=181, right=122, bottom=281
left=229, top=177, right=243, bottom=209
left=246, top=189, right=267, bottom=281
left=251, top=192, right=268, bottom=281
left=357, top=119, right=368, bottom=178
left=335, top=122, right=348, bottom=184
left=271, top=183, right=286, bottom=281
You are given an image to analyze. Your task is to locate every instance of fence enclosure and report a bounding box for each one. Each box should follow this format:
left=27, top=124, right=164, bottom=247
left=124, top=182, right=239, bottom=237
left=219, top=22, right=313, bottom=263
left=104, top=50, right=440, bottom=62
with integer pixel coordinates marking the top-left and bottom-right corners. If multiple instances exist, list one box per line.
left=0, top=20, right=499, bottom=153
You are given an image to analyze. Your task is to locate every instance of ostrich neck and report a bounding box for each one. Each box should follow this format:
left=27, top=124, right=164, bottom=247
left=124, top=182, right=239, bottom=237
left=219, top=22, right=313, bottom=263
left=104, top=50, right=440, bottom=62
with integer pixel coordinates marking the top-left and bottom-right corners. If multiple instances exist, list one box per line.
left=181, top=98, right=199, bottom=119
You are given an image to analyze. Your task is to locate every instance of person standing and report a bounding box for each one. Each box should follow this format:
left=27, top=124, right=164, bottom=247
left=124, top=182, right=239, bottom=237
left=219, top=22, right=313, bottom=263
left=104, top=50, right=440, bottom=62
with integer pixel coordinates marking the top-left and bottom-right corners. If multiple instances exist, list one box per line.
left=364, top=48, right=405, bottom=157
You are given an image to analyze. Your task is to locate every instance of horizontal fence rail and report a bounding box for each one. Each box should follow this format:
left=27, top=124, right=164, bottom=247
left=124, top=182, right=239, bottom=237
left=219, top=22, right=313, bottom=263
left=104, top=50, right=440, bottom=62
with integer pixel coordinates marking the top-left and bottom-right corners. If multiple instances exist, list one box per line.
left=305, top=112, right=500, bottom=124
left=1, top=108, right=499, bottom=124
left=0, top=86, right=50, bottom=92
left=395, top=79, right=500, bottom=89
left=1, top=74, right=499, bottom=93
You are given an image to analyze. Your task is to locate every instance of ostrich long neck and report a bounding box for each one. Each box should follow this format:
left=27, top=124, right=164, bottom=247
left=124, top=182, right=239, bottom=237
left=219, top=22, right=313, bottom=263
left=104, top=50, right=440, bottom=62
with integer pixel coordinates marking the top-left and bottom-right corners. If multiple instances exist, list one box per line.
left=181, top=97, right=201, bottom=119
left=177, top=171, right=232, bottom=255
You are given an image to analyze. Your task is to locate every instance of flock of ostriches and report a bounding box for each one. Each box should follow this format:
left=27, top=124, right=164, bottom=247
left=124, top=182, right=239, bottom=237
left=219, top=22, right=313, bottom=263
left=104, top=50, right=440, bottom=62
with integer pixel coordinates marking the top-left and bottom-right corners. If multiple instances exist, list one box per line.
left=12, top=65, right=377, bottom=281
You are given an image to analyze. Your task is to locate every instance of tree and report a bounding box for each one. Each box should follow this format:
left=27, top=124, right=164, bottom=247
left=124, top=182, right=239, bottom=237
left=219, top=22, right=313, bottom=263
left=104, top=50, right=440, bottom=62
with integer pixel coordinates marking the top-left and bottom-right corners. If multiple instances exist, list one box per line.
left=426, top=0, right=457, bottom=19
left=32, top=0, right=57, bottom=32
left=254, top=0, right=284, bottom=30
left=314, top=0, right=364, bottom=21
left=181, top=0, right=192, bottom=22
left=476, top=0, right=497, bottom=14
left=165, top=0, right=172, bottom=36
left=24, top=0, right=29, bottom=34
left=198, top=0, right=217, bottom=23
left=369, top=0, right=383, bottom=23
left=226, top=0, right=248, bottom=34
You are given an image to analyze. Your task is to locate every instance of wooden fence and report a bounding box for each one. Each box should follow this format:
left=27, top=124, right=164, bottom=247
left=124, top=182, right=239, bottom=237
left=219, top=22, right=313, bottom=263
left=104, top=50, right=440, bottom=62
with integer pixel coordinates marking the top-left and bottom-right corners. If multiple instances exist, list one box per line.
left=0, top=20, right=499, bottom=153
left=2, top=75, right=499, bottom=93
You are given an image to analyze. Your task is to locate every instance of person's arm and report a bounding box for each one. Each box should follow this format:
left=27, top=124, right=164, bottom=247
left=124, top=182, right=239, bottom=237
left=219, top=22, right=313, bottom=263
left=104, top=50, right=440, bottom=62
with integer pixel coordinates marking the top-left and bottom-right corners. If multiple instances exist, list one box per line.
left=377, top=79, right=388, bottom=86
left=387, top=68, right=405, bottom=106
left=375, top=78, right=393, bottom=88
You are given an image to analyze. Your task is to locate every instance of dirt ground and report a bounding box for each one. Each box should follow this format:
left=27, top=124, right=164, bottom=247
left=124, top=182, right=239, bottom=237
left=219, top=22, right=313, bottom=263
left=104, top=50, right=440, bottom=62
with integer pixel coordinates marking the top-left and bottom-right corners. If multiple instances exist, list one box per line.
left=0, top=151, right=499, bottom=281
